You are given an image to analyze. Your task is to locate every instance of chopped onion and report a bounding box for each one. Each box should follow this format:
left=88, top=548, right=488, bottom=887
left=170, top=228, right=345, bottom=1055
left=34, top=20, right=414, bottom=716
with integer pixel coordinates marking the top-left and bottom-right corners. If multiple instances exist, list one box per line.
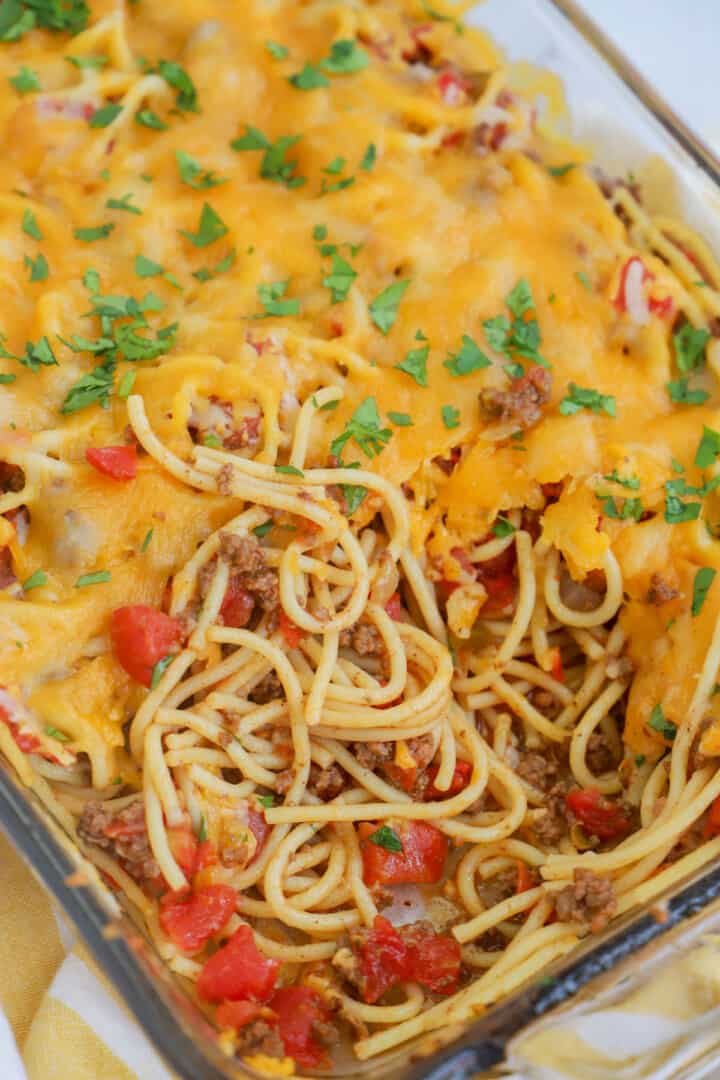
left=380, top=884, right=427, bottom=927
left=623, top=257, right=650, bottom=326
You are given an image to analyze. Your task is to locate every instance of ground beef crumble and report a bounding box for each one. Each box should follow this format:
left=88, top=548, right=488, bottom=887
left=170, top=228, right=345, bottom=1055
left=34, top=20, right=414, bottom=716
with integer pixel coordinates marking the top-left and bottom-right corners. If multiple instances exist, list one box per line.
left=646, top=573, right=679, bottom=606
left=479, top=366, right=552, bottom=430
left=339, top=621, right=384, bottom=656
left=249, top=670, right=284, bottom=704
left=234, top=1019, right=284, bottom=1059
left=77, top=800, right=159, bottom=883
left=555, top=868, right=617, bottom=933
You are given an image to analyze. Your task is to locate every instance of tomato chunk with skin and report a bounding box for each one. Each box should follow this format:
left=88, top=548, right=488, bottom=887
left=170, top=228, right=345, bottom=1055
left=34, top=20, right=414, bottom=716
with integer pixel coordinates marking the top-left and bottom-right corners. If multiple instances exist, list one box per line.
left=565, top=788, right=631, bottom=840
left=110, top=605, right=183, bottom=687
left=220, top=578, right=255, bottom=628
left=269, top=986, right=334, bottom=1070
left=359, top=820, right=448, bottom=886
left=86, top=445, right=137, bottom=481
left=424, top=760, right=472, bottom=801
left=355, top=916, right=461, bottom=1004
left=197, top=923, right=279, bottom=1004
left=384, top=592, right=403, bottom=620
left=160, top=884, right=236, bottom=953
left=279, top=609, right=303, bottom=648
left=215, top=1000, right=265, bottom=1031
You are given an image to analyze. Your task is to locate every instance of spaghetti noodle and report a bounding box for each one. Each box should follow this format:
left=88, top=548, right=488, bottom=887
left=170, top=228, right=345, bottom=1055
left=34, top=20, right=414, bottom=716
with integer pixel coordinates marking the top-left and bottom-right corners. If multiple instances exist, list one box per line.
left=2, top=0, right=720, bottom=1072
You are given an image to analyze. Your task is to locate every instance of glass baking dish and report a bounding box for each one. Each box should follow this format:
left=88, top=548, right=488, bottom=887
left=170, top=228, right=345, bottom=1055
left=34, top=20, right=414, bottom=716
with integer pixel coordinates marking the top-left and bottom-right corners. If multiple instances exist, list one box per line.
left=3, top=1, right=720, bottom=1077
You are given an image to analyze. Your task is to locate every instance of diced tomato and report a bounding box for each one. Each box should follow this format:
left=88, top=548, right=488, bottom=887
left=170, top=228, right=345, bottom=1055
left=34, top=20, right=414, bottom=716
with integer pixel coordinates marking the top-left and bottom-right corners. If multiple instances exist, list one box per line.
left=383, top=763, right=417, bottom=793
left=216, top=1000, right=265, bottom=1031
left=424, top=760, right=472, bottom=801
left=649, top=295, right=674, bottom=318
left=515, top=861, right=534, bottom=894
left=220, top=578, right=255, bottom=628
left=160, top=884, right=236, bottom=953
left=110, top=605, right=183, bottom=687
left=384, top=592, right=403, bottom=621
left=441, top=130, right=465, bottom=148
left=167, top=823, right=199, bottom=876
left=355, top=916, right=461, bottom=1004
left=279, top=609, right=303, bottom=648
left=197, top=924, right=280, bottom=1004
left=705, top=796, right=720, bottom=838
left=14, top=729, right=41, bottom=753
left=565, top=787, right=631, bottom=840
left=269, top=986, right=333, bottom=1070
left=247, top=806, right=270, bottom=864
left=359, top=820, right=448, bottom=886
left=195, top=839, right=218, bottom=872
left=86, top=445, right=137, bottom=481
left=475, top=545, right=517, bottom=615
left=549, top=647, right=565, bottom=683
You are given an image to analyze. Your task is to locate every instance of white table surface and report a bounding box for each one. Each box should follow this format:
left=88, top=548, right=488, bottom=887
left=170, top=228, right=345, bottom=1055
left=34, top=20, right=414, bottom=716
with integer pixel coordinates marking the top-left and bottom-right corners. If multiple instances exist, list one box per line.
left=576, top=0, right=720, bottom=151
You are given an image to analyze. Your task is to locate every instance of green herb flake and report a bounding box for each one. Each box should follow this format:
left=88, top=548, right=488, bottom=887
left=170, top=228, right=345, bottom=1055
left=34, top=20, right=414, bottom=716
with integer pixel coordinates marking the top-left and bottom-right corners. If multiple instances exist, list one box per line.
left=419, top=0, right=464, bottom=32
left=175, top=149, right=227, bottom=190
left=180, top=202, right=229, bottom=248
left=548, top=163, right=577, bottom=177
left=135, top=108, right=168, bottom=130
left=576, top=270, right=592, bottom=291
left=395, top=344, right=428, bottom=387
left=135, top=254, right=163, bottom=279
left=603, top=470, right=640, bottom=490
left=368, top=824, right=403, bottom=852
left=139, top=527, right=154, bottom=552
left=441, top=404, right=460, bottom=430
left=674, top=324, right=711, bottom=373
left=89, top=103, right=122, bottom=128
left=559, top=383, right=616, bottom=418
left=60, top=360, right=116, bottom=414
left=323, top=254, right=357, bottom=304
left=46, top=725, right=72, bottom=742
left=695, top=426, right=720, bottom=468
left=331, top=397, right=392, bottom=460
left=275, top=464, right=304, bottom=476
left=666, top=376, right=710, bottom=405
left=265, top=40, right=288, bottom=60
left=321, top=39, right=369, bottom=74
left=648, top=703, right=677, bottom=742
left=22, top=569, right=47, bottom=591
left=253, top=520, right=274, bottom=539
left=256, top=280, right=300, bottom=318
left=116, top=370, right=135, bottom=401
left=74, top=223, right=115, bottom=243
left=600, top=496, right=643, bottom=521
left=75, top=570, right=111, bottom=588
left=492, top=516, right=516, bottom=538
left=24, top=252, right=48, bottom=282
left=444, top=334, right=491, bottom=376
left=369, top=280, right=411, bottom=336
left=106, top=192, right=141, bottom=215
left=257, top=793, right=275, bottom=807
left=0, top=374, right=16, bottom=384
left=66, top=54, right=108, bottom=70
left=150, top=654, right=173, bottom=689
left=388, top=411, right=413, bottom=427
left=289, top=62, right=330, bottom=91
left=506, top=278, right=535, bottom=318
left=9, top=66, right=39, bottom=93
left=22, top=209, right=42, bottom=240
left=360, top=143, right=377, bottom=171
left=692, top=567, right=717, bottom=616
left=157, top=59, right=197, bottom=111
left=19, top=336, right=58, bottom=373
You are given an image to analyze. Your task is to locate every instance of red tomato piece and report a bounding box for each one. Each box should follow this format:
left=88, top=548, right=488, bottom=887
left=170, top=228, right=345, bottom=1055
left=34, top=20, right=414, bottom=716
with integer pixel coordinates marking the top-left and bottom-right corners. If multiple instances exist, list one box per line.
left=649, top=295, right=674, bottom=318
left=160, top=884, right=236, bottom=953
left=549, top=647, right=565, bottom=684
left=167, top=823, right=199, bottom=877
left=402, top=923, right=461, bottom=996
left=566, top=788, right=631, bottom=840
left=424, top=760, right=472, bottom=801
left=705, top=796, right=720, bottom=838
left=355, top=916, right=461, bottom=1003
left=220, top=578, right=255, bottom=628
left=359, top=820, right=448, bottom=887
left=110, top=605, right=183, bottom=687
left=86, top=445, right=137, bottom=481
left=197, top=924, right=279, bottom=1004
left=279, top=609, right=303, bottom=649
left=356, top=916, right=410, bottom=1003
left=247, top=806, right=270, bottom=864
left=515, top=861, right=534, bottom=894
left=215, top=1000, right=265, bottom=1031
left=384, top=592, right=403, bottom=620
left=195, top=839, right=217, bottom=872
left=269, top=986, right=334, bottom=1070
left=383, top=762, right=417, bottom=793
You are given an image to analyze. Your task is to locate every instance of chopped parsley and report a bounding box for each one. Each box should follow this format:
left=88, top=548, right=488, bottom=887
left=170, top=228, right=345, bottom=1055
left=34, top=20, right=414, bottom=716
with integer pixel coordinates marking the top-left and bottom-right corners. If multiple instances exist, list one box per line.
left=331, top=397, right=392, bottom=459
left=289, top=63, right=329, bottom=90
left=140, top=527, right=154, bottom=551
left=89, top=103, right=122, bottom=128
left=692, top=567, right=716, bottom=616
left=265, top=40, right=288, bottom=60
left=17, top=335, right=58, bottom=372
left=360, top=143, right=377, bottom=171
left=341, top=481, right=367, bottom=515
left=24, top=252, right=48, bottom=282
left=483, top=280, right=549, bottom=368
left=175, top=149, right=227, bottom=190
left=666, top=376, right=709, bottom=405
left=323, top=254, right=357, bottom=304
left=576, top=270, right=592, bottom=291
left=22, top=209, right=42, bottom=240
left=106, top=192, right=141, bottom=215
left=180, top=202, right=228, bottom=248
left=157, top=59, right=197, bottom=111
left=674, top=324, right=710, bottom=373
left=75, top=570, right=111, bottom=588
left=441, top=404, right=460, bottom=429
left=231, top=126, right=304, bottom=188
left=0, top=374, right=16, bottom=384
left=694, top=426, right=720, bottom=468
left=135, top=254, right=163, bottom=278
left=388, top=411, right=412, bottom=426
left=22, top=569, right=47, bottom=591
left=599, top=496, right=643, bottom=521
left=66, top=54, right=107, bottom=69
left=548, top=163, right=577, bottom=177
left=60, top=359, right=116, bottom=414
left=0, top=0, right=89, bottom=40
left=9, top=65, right=38, bottom=93
left=419, top=0, right=464, bottom=32
left=135, top=108, right=167, bottom=130
left=321, top=39, right=369, bottom=74
left=275, top=464, right=304, bottom=476
left=664, top=489, right=701, bottom=524
left=74, top=223, right=115, bottom=243
left=603, top=470, right=640, bottom=490
left=648, top=703, right=677, bottom=741
left=117, top=370, right=136, bottom=400
left=506, top=278, right=534, bottom=318
left=492, top=516, right=516, bottom=538
left=45, top=725, right=71, bottom=742
left=202, top=433, right=222, bottom=448
left=369, top=279, right=411, bottom=335
left=253, top=520, right=274, bottom=539
left=257, top=793, right=275, bottom=808
left=444, top=334, right=491, bottom=376
left=256, top=280, right=300, bottom=318
left=368, top=825, right=403, bottom=852
left=395, top=344, right=428, bottom=387
left=193, top=249, right=236, bottom=282
left=150, top=654, right=173, bottom=689
left=559, top=383, right=616, bottom=418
